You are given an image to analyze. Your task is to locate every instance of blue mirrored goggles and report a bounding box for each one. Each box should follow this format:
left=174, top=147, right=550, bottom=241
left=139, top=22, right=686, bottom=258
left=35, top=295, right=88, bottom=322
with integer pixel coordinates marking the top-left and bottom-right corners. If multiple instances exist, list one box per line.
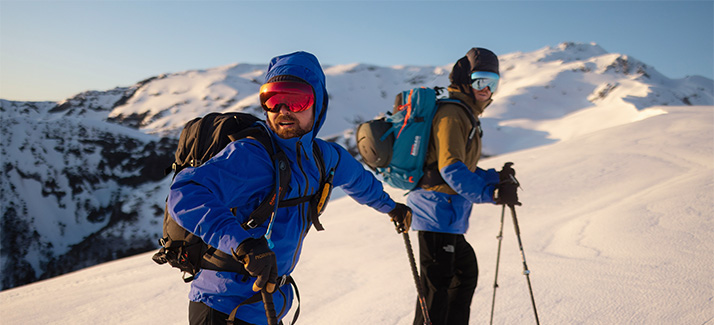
left=470, top=71, right=500, bottom=93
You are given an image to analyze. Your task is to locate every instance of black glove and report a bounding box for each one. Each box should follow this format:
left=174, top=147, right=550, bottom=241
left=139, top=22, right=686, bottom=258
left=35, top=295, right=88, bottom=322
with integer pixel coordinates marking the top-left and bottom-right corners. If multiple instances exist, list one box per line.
left=495, top=162, right=522, bottom=206
left=388, top=203, right=412, bottom=234
left=231, top=237, right=278, bottom=293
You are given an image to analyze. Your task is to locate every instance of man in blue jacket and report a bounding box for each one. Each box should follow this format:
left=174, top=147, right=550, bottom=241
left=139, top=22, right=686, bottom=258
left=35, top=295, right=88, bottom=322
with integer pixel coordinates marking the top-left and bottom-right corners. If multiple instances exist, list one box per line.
left=168, top=51, right=412, bottom=325
left=408, top=48, right=520, bottom=325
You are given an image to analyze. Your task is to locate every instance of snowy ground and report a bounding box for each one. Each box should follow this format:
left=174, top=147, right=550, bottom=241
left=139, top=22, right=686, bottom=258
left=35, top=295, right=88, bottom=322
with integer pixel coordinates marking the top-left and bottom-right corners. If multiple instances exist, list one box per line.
left=1, top=105, right=712, bottom=324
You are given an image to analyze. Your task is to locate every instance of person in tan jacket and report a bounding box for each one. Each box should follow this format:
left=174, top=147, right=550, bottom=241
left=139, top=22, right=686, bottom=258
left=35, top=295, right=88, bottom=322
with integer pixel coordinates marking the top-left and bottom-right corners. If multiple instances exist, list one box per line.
left=408, top=48, right=520, bottom=325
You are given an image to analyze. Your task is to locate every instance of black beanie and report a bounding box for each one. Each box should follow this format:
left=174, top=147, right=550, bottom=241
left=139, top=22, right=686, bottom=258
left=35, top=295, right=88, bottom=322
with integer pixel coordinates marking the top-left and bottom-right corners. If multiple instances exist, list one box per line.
left=266, top=75, right=309, bottom=84
left=449, top=47, right=499, bottom=87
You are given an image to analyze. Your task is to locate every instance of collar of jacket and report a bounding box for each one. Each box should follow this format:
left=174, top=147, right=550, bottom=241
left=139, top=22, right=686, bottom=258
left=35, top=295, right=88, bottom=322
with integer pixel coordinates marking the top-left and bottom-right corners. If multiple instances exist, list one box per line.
left=446, top=87, right=492, bottom=116
left=272, top=133, right=315, bottom=164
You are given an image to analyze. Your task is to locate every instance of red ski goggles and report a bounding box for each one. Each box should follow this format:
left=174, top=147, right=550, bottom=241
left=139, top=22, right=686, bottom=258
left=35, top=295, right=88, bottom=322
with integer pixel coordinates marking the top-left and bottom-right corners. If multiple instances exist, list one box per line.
left=470, top=71, right=500, bottom=93
left=259, top=81, right=315, bottom=113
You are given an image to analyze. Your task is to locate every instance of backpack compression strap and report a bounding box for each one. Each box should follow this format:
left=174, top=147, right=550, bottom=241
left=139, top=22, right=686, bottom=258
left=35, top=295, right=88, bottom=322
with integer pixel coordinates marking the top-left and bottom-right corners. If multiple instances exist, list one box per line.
left=275, top=141, right=329, bottom=231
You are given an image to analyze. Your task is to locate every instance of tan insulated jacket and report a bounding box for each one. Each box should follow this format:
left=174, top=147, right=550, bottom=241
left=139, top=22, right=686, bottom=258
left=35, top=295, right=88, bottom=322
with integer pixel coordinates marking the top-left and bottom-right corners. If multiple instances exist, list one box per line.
left=421, top=90, right=491, bottom=194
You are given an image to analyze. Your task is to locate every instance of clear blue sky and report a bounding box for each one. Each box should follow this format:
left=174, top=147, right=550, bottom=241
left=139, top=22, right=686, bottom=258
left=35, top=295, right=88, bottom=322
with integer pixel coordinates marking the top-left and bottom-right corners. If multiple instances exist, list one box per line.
left=1, top=0, right=712, bottom=101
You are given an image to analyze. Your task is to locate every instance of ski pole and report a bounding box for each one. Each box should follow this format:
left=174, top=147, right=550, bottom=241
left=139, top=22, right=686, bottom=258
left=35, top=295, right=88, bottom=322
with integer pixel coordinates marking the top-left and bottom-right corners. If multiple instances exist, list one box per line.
left=262, top=289, right=278, bottom=325
left=509, top=204, right=540, bottom=325
left=489, top=205, right=507, bottom=325
left=397, top=221, right=432, bottom=325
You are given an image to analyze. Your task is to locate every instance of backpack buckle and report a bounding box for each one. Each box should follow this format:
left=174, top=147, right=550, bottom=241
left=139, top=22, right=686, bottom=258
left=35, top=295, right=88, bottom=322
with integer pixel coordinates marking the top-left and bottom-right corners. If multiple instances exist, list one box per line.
left=244, top=219, right=258, bottom=229
left=277, top=275, right=288, bottom=287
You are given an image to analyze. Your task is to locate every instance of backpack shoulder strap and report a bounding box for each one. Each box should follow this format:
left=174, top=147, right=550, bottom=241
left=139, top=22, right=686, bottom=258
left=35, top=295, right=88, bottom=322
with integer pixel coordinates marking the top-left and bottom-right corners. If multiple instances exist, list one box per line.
left=277, top=141, right=331, bottom=231
left=313, top=141, right=326, bottom=188
left=436, top=98, right=481, bottom=140
left=226, top=124, right=292, bottom=230
left=309, top=142, right=328, bottom=231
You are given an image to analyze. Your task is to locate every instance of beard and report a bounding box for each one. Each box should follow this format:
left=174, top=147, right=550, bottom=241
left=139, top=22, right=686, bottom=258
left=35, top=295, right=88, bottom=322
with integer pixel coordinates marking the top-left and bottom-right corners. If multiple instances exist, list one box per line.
left=268, top=114, right=314, bottom=139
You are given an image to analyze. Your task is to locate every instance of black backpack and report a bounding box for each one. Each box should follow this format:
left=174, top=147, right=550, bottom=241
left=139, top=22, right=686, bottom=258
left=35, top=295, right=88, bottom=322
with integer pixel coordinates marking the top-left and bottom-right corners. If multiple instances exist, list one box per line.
left=152, top=112, right=330, bottom=283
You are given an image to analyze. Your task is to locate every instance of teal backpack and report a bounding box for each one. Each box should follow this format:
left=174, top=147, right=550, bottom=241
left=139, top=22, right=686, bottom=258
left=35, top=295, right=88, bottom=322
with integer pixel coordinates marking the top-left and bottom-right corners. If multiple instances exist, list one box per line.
left=356, top=87, right=478, bottom=190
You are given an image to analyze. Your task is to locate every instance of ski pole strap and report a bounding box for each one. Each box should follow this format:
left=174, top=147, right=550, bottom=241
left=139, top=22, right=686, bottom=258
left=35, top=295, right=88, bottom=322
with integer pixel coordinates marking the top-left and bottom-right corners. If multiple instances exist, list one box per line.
left=285, top=275, right=301, bottom=325
left=226, top=275, right=301, bottom=325
left=227, top=292, right=262, bottom=325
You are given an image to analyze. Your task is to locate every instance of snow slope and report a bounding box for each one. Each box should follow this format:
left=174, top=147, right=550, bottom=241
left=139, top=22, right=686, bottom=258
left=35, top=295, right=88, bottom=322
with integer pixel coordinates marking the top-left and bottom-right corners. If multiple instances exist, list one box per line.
left=2, top=105, right=711, bottom=324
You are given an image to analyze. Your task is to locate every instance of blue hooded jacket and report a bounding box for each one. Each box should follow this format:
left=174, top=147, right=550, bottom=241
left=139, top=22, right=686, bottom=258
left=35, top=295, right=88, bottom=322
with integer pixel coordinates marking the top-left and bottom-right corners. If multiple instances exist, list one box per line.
left=167, top=51, right=396, bottom=324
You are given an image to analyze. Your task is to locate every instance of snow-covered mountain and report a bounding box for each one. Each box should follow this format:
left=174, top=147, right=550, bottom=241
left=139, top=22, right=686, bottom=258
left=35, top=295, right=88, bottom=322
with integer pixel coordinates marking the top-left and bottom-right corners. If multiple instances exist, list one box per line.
left=106, top=42, right=713, bottom=154
left=1, top=97, right=176, bottom=289
left=1, top=42, right=712, bottom=291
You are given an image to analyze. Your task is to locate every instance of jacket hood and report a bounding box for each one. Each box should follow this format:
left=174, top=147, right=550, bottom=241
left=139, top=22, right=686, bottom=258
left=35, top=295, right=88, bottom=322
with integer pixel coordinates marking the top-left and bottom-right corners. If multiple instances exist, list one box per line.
left=263, top=51, right=328, bottom=149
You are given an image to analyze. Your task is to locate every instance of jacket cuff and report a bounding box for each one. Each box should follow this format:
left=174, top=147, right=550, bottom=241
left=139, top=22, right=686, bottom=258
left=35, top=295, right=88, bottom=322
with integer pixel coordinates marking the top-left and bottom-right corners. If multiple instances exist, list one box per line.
left=441, top=163, right=499, bottom=204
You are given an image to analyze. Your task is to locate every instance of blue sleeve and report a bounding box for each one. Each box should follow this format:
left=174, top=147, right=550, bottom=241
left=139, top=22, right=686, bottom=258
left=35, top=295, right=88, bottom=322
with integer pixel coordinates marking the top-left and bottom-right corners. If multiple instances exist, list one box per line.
left=440, top=162, right=499, bottom=204
left=326, top=142, right=396, bottom=213
left=167, top=140, right=274, bottom=254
